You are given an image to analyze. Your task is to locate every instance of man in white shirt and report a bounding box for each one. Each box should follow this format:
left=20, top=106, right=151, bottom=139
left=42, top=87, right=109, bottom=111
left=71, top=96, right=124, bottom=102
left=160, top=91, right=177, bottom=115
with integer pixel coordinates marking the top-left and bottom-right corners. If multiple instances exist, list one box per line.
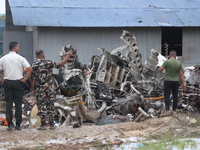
left=0, top=41, right=32, bottom=130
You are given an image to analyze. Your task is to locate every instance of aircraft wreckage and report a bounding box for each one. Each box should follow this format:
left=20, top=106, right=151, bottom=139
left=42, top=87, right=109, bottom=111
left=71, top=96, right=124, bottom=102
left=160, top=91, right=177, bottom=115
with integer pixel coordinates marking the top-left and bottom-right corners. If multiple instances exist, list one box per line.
left=1, top=30, right=200, bottom=128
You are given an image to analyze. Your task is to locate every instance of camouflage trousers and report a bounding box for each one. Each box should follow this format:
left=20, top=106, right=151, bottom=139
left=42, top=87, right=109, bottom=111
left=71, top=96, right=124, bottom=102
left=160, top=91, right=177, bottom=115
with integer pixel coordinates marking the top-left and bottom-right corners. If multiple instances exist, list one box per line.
left=36, top=90, right=56, bottom=122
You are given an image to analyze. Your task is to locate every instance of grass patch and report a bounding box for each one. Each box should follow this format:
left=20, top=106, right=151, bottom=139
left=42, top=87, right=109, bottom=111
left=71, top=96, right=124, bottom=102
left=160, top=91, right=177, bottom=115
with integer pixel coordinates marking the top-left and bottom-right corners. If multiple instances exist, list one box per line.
left=35, top=144, right=47, bottom=150
left=195, top=115, right=200, bottom=126
left=85, top=140, right=113, bottom=150
left=138, top=130, right=198, bottom=150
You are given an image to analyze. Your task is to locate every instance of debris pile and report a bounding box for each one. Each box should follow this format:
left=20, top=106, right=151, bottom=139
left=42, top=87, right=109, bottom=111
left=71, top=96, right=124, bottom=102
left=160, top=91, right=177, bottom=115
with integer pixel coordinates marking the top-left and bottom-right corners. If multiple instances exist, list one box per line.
left=0, top=30, right=200, bottom=128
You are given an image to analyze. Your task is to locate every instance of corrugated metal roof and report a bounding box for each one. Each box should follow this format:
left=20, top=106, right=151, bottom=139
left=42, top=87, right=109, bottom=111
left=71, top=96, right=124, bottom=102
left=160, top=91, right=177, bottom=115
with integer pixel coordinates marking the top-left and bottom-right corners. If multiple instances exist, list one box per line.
left=8, top=0, right=200, bottom=27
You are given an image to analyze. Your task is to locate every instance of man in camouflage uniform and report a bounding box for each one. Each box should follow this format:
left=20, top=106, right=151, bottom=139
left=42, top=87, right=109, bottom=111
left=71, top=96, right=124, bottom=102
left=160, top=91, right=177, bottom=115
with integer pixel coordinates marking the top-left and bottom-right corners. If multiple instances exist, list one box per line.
left=30, top=49, right=72, bottom=130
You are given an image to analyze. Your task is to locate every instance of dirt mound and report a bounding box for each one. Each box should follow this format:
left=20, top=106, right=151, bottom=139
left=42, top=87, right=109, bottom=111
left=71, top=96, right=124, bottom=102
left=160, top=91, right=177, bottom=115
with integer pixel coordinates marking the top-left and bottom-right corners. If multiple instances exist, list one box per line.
left=1, top=112, right=200, bottom=150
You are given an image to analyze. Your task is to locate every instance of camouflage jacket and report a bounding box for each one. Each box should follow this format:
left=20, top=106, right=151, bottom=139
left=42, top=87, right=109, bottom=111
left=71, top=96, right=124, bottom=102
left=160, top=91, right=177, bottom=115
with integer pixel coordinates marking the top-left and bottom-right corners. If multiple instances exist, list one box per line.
left=31, top=59, right=61, bottom=91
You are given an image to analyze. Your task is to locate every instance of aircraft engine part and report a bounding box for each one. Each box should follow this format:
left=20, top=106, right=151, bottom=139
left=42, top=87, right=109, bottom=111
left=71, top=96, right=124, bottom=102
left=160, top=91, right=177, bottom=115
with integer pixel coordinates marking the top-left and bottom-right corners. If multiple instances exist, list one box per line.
left=108, top=93, right=141, bottom=116
left=54, top=102, right=72, bottom=112
left=96, top=82, right=112, bottom=100
left=138, top=107, right=149, bottom=118
left=62, top=69, right=83, bottom=82
left=142, top=49, right=159, bottom=79
left=120, top=30, right=143, bottom=81
left=90, top=48, right=130, bottom=89
left=147, top=108, right=156, bottom=118
left=183, top=66, right=195, bottom=83
left=97, top=102, right=107, bottom=113
left=59, top=44, right=83, bottom=70
left=59, top=48, right=97, bottom=110
left=154, top=100, right=164, bottom=109
left=142, top=49, right=165, bottom=91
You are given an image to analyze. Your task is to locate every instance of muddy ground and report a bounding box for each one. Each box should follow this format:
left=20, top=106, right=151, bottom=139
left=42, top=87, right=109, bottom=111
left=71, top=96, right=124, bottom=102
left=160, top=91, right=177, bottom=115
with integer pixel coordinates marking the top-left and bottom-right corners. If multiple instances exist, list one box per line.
left=1, top=111, right=200, bottom=150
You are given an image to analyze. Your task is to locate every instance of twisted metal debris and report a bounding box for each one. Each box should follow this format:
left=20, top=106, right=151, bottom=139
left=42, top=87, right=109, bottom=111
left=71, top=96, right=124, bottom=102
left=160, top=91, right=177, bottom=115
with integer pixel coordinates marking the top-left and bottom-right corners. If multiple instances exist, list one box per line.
left=1, top=30, right=200, bottom=128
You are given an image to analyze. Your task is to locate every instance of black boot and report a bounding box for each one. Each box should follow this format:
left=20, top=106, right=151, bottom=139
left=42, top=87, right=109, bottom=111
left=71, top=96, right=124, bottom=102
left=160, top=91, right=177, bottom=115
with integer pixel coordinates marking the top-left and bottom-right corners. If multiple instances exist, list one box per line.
left=49, top=121, right=56, bottom=130
left=7, top=122, right=15, bottom=131
left=15, top=123, right=22, bottom=131
left=37, top=121, right=46, bottom=130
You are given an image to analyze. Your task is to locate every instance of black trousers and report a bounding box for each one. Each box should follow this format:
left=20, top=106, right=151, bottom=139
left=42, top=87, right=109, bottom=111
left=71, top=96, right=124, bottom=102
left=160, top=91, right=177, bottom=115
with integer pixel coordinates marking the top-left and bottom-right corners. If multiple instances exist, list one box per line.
left=4, top=80, right=24, bottom=126
left=164, top=81, right=179, bottom=111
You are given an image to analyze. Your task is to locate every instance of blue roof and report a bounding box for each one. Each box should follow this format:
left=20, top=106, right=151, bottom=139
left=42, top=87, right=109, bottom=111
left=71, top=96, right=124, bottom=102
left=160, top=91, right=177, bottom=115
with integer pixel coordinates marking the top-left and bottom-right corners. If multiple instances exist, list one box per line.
left=8, top=0, right=200, bottom=27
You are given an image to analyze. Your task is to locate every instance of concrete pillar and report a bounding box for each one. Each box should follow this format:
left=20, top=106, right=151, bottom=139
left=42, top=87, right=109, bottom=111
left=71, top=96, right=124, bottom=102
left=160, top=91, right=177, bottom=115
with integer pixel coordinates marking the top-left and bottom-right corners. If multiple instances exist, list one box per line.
left=26, top=26, right=38, bottom=62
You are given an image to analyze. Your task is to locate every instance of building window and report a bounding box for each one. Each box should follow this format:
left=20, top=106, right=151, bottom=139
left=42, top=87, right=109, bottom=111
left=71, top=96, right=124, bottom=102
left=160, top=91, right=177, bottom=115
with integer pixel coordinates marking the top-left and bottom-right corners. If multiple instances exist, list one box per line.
left=161, top=27, right=182, bottom=57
